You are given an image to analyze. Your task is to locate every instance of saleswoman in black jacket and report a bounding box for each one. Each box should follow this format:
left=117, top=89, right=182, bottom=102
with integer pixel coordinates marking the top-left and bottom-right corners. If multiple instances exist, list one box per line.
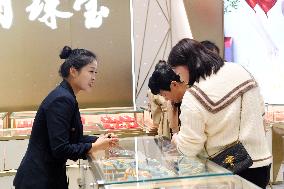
left=13, top=46, right=118, bottom=189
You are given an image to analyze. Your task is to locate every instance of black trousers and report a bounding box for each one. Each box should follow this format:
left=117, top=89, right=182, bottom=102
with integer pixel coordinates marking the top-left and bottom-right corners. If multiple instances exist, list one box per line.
left=237, top=164, right=271, bottom=189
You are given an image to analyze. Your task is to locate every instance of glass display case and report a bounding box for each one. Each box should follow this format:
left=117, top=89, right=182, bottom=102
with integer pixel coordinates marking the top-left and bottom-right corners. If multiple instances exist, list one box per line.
left=80, top=107, right=145, bottom=137
left=9, top=111, right=36, bottom=129
left=87, top=136, right=235, bottom=188
left=9, top=107, right=146, bottom=137
left=0, top=128, right=30, bottom=172
left=264, top=104, right=284, bottom=124
left=104, top=175, right=261, bottom=189
left=264, top=104, right=284, bottom=183
left=0, top=112, right=8, bottom=129
left=0, top=128, right=32, bottom=140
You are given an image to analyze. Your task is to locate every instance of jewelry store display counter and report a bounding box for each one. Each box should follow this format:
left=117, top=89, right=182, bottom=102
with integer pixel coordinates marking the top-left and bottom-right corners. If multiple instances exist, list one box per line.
left=86, top=136, right=260, bottom=189
left=264, top=104, right=284, bottom=183
left=0, top=112, right=8, bottom=129
left=0, top=170, right=17, bottom=189
left=0, top=107, right=147, bottom=173
left=104, top=175, right=261, bottom=189
left=271, top=123, right=284, bottom=183
left=0, top=128, right=32, bottom=141
left=80, top=107, right=145, bottom=137
left=0, top=128, right=30, bottom=171
left=9, top=111, right=36, bottom=129
left=8, top=107, right=146, bottom=138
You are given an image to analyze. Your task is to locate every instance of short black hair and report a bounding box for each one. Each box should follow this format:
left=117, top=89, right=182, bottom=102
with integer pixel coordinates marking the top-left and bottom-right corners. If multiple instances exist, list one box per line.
left=201, top=40, right=220, bottom=55
left=168, top=38, right=224, bottom=86
left=148, top=61, right=181, bottom=95
left=59, top=46, right=97, bottom=78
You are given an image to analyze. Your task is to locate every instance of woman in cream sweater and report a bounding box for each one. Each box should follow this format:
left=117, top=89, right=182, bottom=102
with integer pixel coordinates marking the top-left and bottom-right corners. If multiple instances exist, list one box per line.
left=148, top=39, right=271, bottom=189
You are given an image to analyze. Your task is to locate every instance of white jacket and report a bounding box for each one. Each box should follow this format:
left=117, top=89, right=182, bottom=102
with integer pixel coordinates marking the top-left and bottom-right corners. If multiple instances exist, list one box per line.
left=177, top=62, right=272, bottom=168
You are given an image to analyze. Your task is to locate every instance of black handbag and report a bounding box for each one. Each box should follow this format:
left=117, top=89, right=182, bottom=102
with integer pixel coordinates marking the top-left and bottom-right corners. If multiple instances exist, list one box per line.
left=205, top=96, right=253, bottom=174
left=209, top=141, right=253, bottom=174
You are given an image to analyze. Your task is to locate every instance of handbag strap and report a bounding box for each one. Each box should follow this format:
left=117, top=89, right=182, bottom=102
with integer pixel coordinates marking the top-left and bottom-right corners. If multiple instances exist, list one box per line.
left=205, top=95, right=243, bottom=158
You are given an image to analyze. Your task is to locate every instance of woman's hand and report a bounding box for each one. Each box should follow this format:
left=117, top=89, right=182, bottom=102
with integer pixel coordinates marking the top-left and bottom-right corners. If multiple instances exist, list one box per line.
left=147, top=124, right=158, bottom=134
left=171, top=133, right=178, bottom=145
left=106, top=133, right=119, bottom=146
left=106, top=132, right=118, bottom=139
left=88, top=134, right=119, bottom=158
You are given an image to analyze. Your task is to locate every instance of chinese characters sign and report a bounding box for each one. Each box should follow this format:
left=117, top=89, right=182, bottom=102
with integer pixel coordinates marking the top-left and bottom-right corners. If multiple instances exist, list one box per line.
left=26, top=0, right=73, bottom=30
left=0, top=0, right=109, bottom=30
left=0, top=0, right=13, bottom=29
left=73, top=0, right=109, bottom=29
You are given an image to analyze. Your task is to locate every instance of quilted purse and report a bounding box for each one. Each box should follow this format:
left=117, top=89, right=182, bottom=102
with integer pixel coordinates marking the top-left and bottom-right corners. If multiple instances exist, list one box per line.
left=205, top=96, right=253, bottom=174
left=209, top=141, right=253, bottom=174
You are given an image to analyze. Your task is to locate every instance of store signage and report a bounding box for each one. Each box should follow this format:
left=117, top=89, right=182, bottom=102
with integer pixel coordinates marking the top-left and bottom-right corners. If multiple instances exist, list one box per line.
left=0, top=0, right=109, bottom=30
left=0, top=0, right=13, bottom=29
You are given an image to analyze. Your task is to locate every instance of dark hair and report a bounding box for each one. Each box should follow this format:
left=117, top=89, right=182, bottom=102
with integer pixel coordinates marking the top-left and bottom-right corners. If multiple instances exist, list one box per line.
left=155, top=60, right=167, bottom=69
left=148, top=61, right=181, bottom=95
left=59, top=46, right=97, bottom=78
left=200, top=40, right=220, bottom=55
left=168, top=38, right=224, bottom=86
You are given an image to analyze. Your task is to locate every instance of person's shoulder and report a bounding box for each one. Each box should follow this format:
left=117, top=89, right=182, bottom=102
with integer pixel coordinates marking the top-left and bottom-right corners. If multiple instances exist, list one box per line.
left=42, top=85, right=76, bottom=108
left=224, top=62, right=248, bottom=72
left=223, top=62, right=242, bottom=70
left=180, top=91, right=207, bottom=117
left=181, top=91, right=200, bottom=108
left=220, top=62, right=253, bottom=82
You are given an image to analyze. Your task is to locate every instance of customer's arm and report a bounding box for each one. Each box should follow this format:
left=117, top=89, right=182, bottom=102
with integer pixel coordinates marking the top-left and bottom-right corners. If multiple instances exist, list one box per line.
left=258, top=88, right=270, bottom=132
left=176, top=94, right=207, bottom=157
left=167, top=101, right=179, bottom=134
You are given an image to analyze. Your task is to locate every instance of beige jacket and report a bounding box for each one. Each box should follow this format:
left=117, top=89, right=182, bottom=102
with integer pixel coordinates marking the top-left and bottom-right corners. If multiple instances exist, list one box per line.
left=148, top=92, right=171, bottom=138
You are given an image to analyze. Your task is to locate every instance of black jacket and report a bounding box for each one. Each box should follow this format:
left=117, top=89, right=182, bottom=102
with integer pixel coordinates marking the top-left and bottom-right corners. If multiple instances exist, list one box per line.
left=14, top=80, right=97, bottom=189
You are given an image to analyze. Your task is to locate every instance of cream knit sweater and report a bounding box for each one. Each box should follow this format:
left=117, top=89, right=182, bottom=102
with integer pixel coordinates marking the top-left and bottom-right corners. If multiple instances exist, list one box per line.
left=177, top=63, right=272, bottom=168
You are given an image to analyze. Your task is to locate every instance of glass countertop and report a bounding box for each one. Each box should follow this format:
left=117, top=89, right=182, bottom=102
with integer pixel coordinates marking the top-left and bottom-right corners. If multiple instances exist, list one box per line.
left=105, top=175, right=261, bottom=189
left=88, top=136, right=232, bottom=186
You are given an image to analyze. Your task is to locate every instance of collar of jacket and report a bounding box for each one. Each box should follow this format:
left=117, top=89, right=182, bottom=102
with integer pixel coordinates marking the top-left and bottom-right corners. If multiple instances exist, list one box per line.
left=60, top=79, right=76, bottom=99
